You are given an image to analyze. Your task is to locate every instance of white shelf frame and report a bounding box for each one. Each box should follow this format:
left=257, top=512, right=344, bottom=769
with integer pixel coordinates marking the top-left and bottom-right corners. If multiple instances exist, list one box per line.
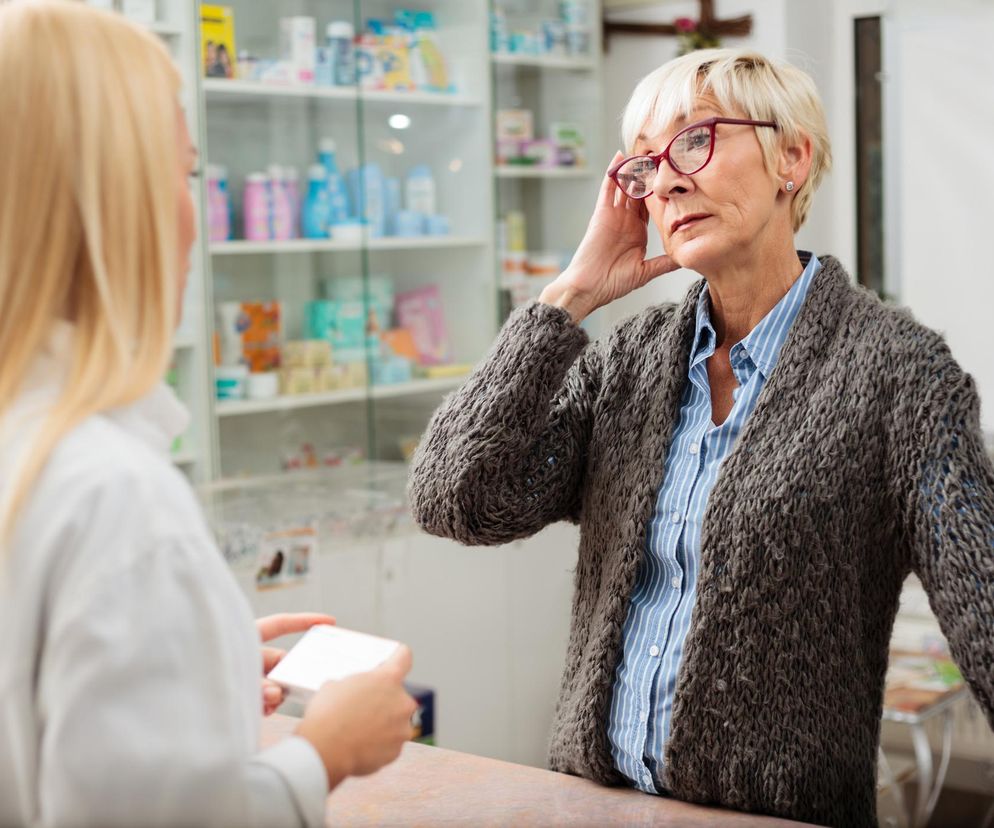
left=210, top=235, right=489, bottom=256
left=491, top=53, right=596, bottom=71
left=495, top=166, right=594, bottom=179
left=216, top=376, right=467, bottom=418
left=203, top=79, right=482, bottom=107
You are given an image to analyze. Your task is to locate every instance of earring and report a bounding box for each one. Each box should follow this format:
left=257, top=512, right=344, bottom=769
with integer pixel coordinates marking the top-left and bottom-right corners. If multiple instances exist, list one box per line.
left=785, top=181, right=795, bottom=192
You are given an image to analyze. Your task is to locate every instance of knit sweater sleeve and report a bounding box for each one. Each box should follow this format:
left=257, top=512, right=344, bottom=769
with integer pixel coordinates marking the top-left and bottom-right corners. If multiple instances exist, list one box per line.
left=897, top=352, right=994, bottom=728
left=407, top=300, right=600, bottom=546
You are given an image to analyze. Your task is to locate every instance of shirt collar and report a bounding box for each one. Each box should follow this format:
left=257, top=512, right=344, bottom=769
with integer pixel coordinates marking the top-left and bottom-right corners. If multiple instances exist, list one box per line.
left=32, top=321, right=189, bottom=458
left=692, top=251, right=821, bottom=379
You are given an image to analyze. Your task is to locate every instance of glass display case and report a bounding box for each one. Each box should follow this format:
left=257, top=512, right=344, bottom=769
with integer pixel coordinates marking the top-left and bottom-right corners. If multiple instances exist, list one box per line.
left=140, top=0, right=601, bottom=483
left=490, top=0, right=604, bottom=329
left=194, top=0, right=495, bottom=477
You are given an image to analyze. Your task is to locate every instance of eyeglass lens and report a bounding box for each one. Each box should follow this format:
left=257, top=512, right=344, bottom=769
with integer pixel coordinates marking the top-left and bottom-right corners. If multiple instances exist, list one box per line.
left=615, top=126, right=713, bottom=197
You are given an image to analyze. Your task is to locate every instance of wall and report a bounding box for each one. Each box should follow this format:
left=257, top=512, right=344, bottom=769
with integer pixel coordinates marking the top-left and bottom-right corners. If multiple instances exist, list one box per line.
left=884, top=0, right=994, bottom=431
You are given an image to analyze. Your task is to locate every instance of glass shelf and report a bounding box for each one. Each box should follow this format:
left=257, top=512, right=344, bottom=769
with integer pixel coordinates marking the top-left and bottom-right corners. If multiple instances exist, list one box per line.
left=210, top=235, right=488, bottom=256
left=203, top=79, right=483, bottom=107
left=495, top=166, right=593, bottom=179
left=491, top=53, right=595, bottom=71
left=215, top=375, right=468, bottom=418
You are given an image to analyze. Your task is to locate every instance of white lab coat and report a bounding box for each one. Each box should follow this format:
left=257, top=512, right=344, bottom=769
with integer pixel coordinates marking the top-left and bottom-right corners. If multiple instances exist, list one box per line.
left=0, top=324, right=327, bottom=827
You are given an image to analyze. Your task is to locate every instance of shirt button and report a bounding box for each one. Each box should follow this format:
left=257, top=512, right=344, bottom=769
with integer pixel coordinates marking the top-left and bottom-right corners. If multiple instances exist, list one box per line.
left=688, top=443, right=699, bottom=455
left=643, top=772, right=652, bottom=786
left=639, top=711, right=648, bottom=723
left=671, top=576, right=681, bottom=589
left=649, top=645, right=660, bottom=657
left=670, top=512, right=681, bottom=524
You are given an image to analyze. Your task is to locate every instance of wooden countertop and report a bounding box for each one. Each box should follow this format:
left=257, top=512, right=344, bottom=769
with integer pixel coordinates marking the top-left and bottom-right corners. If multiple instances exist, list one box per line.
left=262, top=714, right=816, bottom=827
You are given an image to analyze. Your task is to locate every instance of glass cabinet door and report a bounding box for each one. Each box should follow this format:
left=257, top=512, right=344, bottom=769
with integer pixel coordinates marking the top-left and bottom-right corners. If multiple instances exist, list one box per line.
left=490, top=0, right=603, bottom=331
left=198, top=0, right=494, bottom=478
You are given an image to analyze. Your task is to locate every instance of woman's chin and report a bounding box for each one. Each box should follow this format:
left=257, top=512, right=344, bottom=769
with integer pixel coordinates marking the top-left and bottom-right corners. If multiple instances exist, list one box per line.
left=668, top=237, right=725, bottom=276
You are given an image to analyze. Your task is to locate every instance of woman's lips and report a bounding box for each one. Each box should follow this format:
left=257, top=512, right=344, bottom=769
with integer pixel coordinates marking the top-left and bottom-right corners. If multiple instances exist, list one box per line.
left=671, top=214, right=711, bottom=234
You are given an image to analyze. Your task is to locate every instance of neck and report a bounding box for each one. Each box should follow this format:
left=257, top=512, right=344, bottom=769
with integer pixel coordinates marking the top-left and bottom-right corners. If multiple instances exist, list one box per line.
left=703, top=238, right=804, bottom=349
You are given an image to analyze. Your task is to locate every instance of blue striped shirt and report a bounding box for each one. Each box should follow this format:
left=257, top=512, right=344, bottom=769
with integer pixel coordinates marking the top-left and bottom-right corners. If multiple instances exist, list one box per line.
left=607, top=252, right=822, bottom=793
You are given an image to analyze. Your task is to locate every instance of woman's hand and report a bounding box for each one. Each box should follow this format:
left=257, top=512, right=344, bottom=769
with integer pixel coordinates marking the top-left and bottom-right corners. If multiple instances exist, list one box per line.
left=540, top=151, right=678, bottom=323
left=296, top=645, right=418, bottom=790
left=257, top=613, right=335, bottom=716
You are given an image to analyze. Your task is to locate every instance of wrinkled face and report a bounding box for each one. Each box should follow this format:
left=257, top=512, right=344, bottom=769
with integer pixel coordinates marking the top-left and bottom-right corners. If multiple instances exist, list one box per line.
left=176, top=107, right=197, bottom=324
left=635, top=100, right=782, bottom=275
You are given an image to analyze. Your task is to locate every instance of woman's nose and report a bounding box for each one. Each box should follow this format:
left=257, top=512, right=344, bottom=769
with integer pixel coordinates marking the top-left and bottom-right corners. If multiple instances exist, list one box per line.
left=652, top=160, right=694, bottom=199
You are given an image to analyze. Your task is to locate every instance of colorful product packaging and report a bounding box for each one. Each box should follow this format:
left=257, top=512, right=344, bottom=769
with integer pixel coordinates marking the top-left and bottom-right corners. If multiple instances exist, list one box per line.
left=394, top=284, right=449, bottom=365
left=216, top=301, right=281, bottom=373
left=279, top=16, right=316, bottom=84
left=201, top=5, right=238, bottom=79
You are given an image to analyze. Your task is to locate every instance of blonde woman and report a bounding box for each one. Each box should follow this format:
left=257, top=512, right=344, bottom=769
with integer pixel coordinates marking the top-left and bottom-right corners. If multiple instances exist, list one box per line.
left=0, top=3, right=416, bottom=826
left=410, top=49, right=994, bottom=827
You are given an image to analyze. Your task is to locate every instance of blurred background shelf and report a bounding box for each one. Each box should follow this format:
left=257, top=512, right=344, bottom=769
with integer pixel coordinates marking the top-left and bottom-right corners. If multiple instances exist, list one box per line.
left=492, top=53, right=595, bottom=71
left=495, top=166, right=593, bottom=179
left=215, top=376, right=468, bottom=418
left=203, top=79, right=482, bottom=107
left=210, top=235, right=488, bottom=256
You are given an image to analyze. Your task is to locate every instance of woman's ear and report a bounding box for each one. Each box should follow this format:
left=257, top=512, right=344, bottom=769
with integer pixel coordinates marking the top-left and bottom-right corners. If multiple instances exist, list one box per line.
left=779, top=132, right=813, bottom=191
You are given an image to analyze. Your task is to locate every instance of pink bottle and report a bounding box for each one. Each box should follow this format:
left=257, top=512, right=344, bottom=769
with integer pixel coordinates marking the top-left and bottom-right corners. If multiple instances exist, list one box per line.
left=206, top=165, right=230, bottom=243
left=243, top=173, right=270, bottom=241
left=269, top=164, right=293, bottom=241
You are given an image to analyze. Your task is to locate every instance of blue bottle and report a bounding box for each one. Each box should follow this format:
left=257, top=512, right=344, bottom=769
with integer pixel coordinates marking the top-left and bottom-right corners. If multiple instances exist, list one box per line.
left=347, top=163, right=386, bottom=238
left=217, top=165, right=235, bottom=240
left=302, top=165, right=332, bottom=239
left=318, top=138, right=351, bottom=226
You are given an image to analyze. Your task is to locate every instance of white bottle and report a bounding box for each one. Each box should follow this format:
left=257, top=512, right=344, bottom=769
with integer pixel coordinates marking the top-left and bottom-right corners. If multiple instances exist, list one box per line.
left=405, top=165, right=436, bottom=217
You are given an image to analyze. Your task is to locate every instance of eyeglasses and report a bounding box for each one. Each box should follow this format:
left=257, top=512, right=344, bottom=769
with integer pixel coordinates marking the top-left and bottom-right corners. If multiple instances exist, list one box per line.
left=608, top=117, right=778, bottom=200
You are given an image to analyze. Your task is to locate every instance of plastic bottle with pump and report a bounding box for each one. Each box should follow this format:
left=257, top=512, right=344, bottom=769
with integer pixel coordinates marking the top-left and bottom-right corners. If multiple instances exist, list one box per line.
left=302, top=165, right=332, bottom=239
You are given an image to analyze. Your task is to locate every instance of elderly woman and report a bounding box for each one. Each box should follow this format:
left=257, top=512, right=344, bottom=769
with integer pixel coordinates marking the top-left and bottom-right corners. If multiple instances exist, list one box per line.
left=409, top=49, right=994, bottom=827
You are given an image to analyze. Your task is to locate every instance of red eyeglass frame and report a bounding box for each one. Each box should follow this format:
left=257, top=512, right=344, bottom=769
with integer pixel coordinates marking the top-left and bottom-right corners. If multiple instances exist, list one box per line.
left=608, top=116, right=778, bottom=199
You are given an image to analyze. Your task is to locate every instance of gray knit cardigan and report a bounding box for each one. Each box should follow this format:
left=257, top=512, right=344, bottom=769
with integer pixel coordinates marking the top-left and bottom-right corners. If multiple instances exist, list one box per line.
left=408, top=256, right=994, bottom=828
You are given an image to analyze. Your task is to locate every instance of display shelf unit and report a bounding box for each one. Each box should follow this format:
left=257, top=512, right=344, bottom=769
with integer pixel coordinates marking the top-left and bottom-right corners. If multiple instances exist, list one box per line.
left=138, top=0, right=604, bottom=482
left=491, top=1, right=604, bottom=332
left=193, top=0, right=497, bottom=478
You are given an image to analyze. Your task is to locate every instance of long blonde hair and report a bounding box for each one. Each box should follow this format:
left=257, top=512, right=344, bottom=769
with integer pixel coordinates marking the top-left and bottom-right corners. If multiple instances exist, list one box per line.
left=0, top=0, right=181, bottom=544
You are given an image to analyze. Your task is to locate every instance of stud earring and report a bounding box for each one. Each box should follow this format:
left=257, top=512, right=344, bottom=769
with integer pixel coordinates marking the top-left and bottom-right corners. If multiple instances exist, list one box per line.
left=785, top=181, right=795, bottom=192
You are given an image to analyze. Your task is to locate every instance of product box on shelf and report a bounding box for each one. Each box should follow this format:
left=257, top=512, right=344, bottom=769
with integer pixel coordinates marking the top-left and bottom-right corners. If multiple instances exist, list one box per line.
left=280, top=17, right=316, bottom=85
left=216, top=301, right=281, bottom=373
left=201, top=5, right=237, bottom=79
left=395, top=284, right=449, bottom=366
left=407, top=683, right=435, bottom=745
left=306, top=300, right=386, bottom=353
left=496, top=109, right=534, bottom=142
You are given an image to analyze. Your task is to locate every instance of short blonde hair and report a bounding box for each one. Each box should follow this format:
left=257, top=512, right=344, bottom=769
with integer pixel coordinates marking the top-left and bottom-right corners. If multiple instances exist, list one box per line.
left=621, top=48, right=832, bottom=232
left=0, top=0, right=181, bottom=543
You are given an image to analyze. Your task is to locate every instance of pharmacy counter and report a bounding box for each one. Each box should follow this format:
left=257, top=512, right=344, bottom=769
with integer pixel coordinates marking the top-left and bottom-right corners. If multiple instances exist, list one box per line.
left=262, top=714, right=816, bottom=827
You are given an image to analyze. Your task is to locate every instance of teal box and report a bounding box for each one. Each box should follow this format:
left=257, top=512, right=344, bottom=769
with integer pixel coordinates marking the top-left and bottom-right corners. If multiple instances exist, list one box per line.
left=306, top=300, right=366, bottom=350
